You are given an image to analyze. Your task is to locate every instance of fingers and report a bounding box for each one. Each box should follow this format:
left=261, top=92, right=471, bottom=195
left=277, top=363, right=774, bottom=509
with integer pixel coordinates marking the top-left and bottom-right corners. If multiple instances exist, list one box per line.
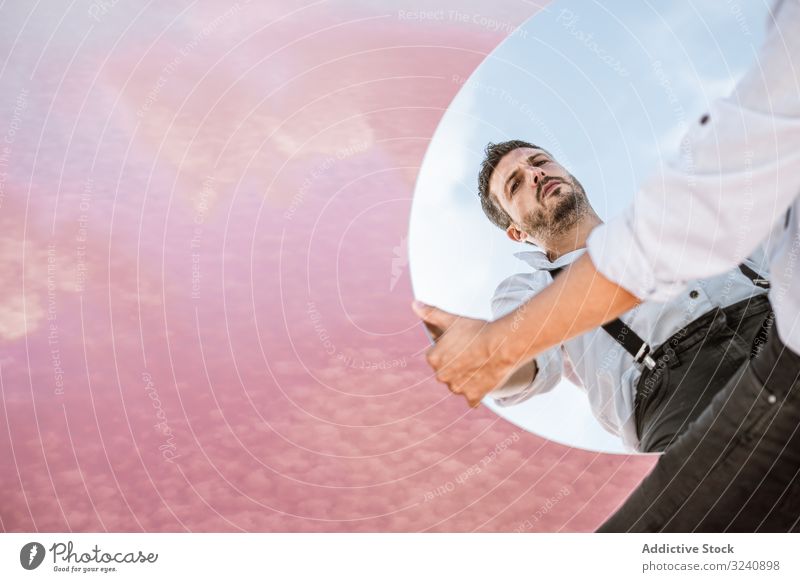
left=437, top=375, right=481, bottom=407
left=426, top=354, right=483, bottom=407
left=451, top=385, right=482, bottom=408
left=414, top=303, right=486, bottom=409
left=424, top=344, right=441, bottom=370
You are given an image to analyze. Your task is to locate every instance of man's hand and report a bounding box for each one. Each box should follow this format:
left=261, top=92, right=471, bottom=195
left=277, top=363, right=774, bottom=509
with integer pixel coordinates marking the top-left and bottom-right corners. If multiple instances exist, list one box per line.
left=412, top=300, right=520, bottom=407
left=411, top=255, right=640, bottom=408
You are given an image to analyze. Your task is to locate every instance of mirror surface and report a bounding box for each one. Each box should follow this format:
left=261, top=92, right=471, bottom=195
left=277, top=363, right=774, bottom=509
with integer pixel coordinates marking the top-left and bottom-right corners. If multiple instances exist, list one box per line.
left=409, top=0, right=770, bottom=453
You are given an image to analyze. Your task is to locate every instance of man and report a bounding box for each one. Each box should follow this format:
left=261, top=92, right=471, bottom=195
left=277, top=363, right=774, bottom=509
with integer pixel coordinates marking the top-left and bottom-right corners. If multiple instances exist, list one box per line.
left=479, top=140, right=770, bottom=453
left=414, top=0, right=800, bottom=531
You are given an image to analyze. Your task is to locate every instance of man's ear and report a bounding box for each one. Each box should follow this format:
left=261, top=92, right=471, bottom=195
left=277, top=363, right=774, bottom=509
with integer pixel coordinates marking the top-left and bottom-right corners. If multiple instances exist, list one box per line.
left=506, top=224, right=528, bottom=243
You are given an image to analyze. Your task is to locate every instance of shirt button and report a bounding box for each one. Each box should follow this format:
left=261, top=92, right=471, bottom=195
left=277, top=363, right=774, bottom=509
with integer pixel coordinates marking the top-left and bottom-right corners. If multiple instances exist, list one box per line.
left=767, top=394, right=777, bottom=404
left=700, top=114, right=710, bottom=125
left=689, top=290, right=699, bottom=299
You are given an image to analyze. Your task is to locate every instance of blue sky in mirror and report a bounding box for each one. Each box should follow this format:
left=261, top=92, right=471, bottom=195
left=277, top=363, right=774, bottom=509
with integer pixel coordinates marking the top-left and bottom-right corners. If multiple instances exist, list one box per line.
left=409, top=0, right=770, bottom=453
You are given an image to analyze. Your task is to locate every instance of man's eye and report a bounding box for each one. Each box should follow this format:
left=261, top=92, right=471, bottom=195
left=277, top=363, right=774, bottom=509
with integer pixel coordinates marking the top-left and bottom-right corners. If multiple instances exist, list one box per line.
left=511, top=180, right=519, bottom=193
left=534, top=158, right=548, bottom=166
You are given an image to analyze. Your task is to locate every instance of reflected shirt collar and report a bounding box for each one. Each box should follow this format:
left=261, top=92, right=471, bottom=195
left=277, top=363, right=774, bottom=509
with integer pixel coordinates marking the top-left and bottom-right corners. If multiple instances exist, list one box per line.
left=512, top=246, right=586, bottom=271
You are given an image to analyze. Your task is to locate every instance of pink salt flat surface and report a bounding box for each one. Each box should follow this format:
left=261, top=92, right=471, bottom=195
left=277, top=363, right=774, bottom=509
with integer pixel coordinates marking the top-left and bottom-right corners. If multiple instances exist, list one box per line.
left=0, top=0, right=654, bottom=532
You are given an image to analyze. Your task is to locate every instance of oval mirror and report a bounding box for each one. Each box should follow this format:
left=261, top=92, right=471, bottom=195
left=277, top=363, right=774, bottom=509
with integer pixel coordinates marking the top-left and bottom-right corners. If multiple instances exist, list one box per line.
left=409, top=0, right=770, bottom=453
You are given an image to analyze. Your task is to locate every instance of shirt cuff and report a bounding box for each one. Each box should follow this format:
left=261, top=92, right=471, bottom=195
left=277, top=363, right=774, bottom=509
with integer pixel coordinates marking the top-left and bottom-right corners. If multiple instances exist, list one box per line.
left=586, top=213, right=689, bottom=303
left=491, top=346, right=562, bottom=406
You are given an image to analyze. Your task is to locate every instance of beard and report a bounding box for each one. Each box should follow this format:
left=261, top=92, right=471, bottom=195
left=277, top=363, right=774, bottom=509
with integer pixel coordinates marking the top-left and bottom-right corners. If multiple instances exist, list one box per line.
left=520, top=176, right=589, bottom=242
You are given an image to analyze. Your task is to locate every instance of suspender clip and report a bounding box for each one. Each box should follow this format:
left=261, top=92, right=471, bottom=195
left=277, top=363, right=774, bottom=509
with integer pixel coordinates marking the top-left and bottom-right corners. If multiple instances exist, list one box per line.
left=634, top=343, right=656, bottom=370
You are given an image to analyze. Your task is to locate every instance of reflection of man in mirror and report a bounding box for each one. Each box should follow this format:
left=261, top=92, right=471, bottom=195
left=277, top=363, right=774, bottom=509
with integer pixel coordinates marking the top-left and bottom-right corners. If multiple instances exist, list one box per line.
left=415, top=0, right=799, bottom=532
left=475, top=140, right=771, bottom=453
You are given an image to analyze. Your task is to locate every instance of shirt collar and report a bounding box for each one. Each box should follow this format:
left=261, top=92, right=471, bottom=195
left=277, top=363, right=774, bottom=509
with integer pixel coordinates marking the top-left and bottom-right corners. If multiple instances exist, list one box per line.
left=512, top=246, right=586, bottom=271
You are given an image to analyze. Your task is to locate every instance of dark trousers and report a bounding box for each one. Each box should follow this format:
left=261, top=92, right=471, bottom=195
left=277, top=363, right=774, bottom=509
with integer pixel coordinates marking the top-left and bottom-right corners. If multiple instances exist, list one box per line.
left=599, top=298, right=800, bottom=532
left=635, top=294, right=773, bottom=453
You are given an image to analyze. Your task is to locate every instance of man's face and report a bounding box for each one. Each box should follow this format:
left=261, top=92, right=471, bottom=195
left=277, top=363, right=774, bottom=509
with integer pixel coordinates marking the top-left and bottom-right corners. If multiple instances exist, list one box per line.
left=489, top=147, right=588, bottom=247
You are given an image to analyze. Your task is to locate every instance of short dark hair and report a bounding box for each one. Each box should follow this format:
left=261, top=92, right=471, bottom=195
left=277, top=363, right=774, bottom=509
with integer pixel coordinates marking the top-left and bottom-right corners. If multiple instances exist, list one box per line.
left=477, top=139, right=543, bottom=231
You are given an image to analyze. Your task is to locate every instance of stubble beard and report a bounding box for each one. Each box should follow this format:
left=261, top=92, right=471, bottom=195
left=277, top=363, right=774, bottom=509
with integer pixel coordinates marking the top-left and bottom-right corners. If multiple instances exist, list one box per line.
left=521, top=176, right=589, bottom=242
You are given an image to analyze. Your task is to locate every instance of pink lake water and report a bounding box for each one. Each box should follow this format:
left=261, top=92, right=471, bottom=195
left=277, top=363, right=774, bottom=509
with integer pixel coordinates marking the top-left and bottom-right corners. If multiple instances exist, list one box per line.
left=0, top=0, right=654, bottom=532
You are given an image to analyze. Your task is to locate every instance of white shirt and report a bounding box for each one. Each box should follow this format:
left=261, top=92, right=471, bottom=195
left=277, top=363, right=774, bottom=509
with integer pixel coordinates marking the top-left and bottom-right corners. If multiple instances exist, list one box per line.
left=586, top=0, right=800, bottom=355
left=490, top=247, right=767, bottom=451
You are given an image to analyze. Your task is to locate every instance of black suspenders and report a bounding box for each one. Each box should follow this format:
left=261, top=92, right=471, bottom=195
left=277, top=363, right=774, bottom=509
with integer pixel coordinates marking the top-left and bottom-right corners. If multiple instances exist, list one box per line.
left=548, top=263, right=769, bottom=371
left=549, top=266, right=656, bottom=369
left=738, top=262, right=770, bottom=289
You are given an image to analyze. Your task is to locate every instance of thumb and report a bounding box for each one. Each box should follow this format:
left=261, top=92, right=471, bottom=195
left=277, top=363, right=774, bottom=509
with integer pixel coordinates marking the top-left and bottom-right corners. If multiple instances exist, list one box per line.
left=412, top=300, right=458, bottom=335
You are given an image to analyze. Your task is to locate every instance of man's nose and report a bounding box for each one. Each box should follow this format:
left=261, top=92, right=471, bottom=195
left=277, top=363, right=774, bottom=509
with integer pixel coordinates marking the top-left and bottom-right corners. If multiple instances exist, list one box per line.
left=527, top=167, right=545, bottom=185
